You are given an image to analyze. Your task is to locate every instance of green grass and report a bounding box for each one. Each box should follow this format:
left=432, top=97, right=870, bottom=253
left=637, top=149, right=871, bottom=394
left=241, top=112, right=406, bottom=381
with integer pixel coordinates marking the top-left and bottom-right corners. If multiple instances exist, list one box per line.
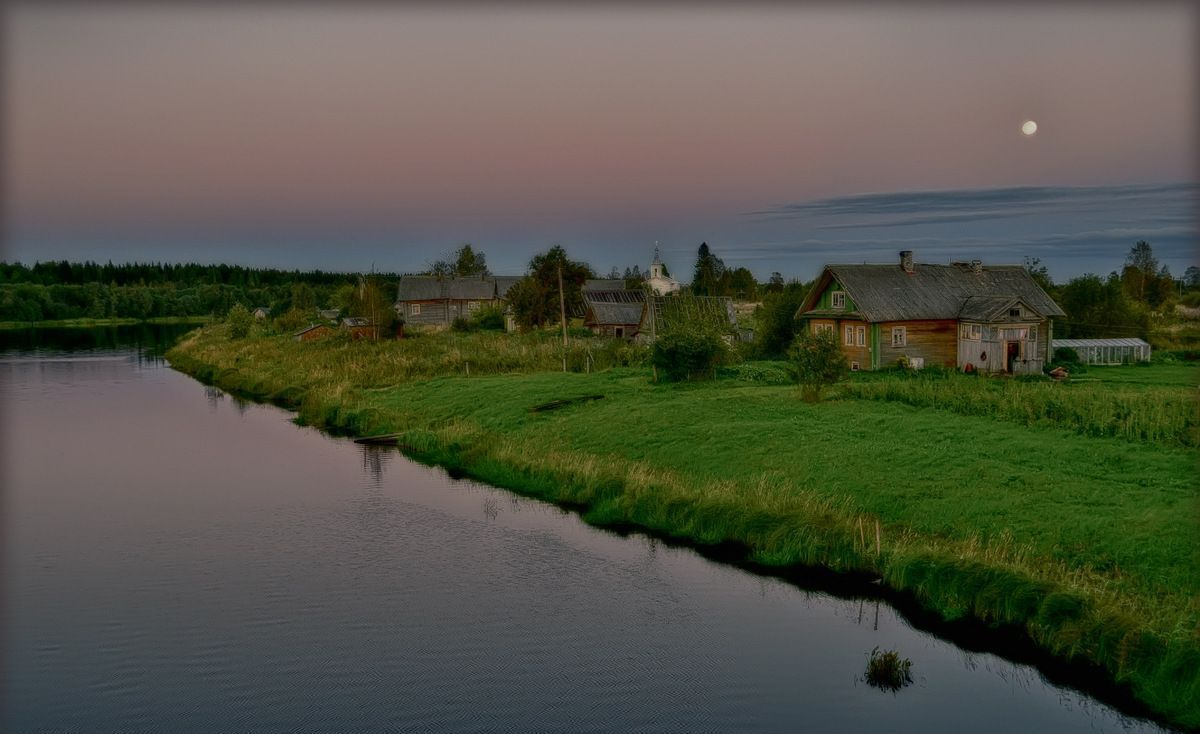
left=0, top=315, right=212, bottom=330
left=167, top=325, right=1200, bottom=729
left=840, top=366, right=1197, bottom=447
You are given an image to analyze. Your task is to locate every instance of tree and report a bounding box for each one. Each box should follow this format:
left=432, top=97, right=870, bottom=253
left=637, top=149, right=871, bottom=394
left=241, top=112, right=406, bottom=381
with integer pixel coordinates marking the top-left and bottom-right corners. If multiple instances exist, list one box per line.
left=753, top=280, right=809, bottom=358
left=428, top=244, right=489, bottom=278
left=691, top=242, right=726, bottom=296
left=337, top=274, right=397, bottom=338
left=1058, top=273, right=1148, bottom=338
left=508, top=245, right=594, bottom=329
left=1184, top=266, right=1200, bottom=290
left=650, top=326, right=729, bottom=382
left=227, top=303, right=253, bottom=339
left=765, top=272, right=785, bottom=294
left=727, top=267, right=759, bottom=302
left=1122, top=241, right=1158, bottom=303
left=1023, top=256, right=1054, bottom=294
left=789, top=328, right=848, bottom=402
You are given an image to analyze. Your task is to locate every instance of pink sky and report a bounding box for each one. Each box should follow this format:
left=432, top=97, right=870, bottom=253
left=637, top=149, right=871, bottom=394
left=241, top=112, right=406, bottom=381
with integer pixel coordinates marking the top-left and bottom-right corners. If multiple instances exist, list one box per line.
left=3, top=3, right=1196, bottom=277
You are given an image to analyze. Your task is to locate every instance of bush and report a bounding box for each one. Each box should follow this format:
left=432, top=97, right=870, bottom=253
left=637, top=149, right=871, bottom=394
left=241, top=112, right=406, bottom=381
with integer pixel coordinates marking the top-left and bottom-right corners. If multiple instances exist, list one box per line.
left=1053, top=347, right=1081, bottom=364
left=450, top=316, right=475, bottom=333
left=473, top=306, right=507, bottom=331
left=788, top=328, right=848, bottom=401
left=652, top=328, right=729, bottom=382
left=226, top=303, right=253, bottom=339
left=717, top=361, right=796, bottom=385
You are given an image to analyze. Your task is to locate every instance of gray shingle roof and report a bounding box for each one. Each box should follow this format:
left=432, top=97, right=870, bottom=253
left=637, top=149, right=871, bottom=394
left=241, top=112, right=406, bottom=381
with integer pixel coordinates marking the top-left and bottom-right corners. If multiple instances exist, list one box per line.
left=585, top=300, right=645, bottom=326
left=584, top=279, right=626, bottom=291
left=493, top=276, right=524, bottom=299
left=397, top=275, right=505, bottom=302
left=799, top=263, right=1065, bottom=322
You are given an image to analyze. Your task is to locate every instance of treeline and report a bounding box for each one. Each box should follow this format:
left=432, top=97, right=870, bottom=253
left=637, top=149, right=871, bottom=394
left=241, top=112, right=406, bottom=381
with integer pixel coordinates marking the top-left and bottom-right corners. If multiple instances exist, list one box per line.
left=0, top=260, right=391, bottom=322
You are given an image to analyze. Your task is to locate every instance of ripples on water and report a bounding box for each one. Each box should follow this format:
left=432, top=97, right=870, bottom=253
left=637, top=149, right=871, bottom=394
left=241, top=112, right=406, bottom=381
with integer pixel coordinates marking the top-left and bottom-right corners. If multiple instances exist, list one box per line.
left=0, top=327, right=1173, bottom=733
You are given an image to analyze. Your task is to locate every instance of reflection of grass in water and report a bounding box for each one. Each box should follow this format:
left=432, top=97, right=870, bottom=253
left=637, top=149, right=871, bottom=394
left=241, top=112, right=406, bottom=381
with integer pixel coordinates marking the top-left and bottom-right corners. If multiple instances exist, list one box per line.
left=482, top=497, right=499, bottom=520
left=865, top=647, right=913, bottom=692
left=167, top=326, right=1200, bottom=729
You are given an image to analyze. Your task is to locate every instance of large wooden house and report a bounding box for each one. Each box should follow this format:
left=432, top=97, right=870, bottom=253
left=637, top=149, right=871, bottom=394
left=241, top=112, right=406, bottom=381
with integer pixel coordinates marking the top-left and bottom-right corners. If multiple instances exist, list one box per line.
left=795, top=251, right=1065, bottom=374
left=395, top=275, right=522, bottom=327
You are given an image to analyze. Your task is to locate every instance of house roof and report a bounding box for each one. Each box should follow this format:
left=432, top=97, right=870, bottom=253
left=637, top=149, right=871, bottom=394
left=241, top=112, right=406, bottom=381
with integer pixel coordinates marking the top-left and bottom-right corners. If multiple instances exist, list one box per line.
left=798, top=262, right=1065, bottom=322
left=584, top=279, right=626, bottom=291
left=493, top=276, right=524, bottom=299
left=584, top=298, right=645, bottom=326
left=341, top=317, right=373, bottom=327
left=294, top=323, right=333, bottom=336
left=957, top=295, right=1044, bottom=322
left=396, top=275, right=499, bottom=301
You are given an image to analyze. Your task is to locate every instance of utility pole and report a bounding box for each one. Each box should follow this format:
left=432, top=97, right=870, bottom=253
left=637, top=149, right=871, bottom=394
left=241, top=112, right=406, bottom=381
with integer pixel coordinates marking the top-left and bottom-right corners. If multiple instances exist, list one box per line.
left=558, top=263, right=568, bottom=372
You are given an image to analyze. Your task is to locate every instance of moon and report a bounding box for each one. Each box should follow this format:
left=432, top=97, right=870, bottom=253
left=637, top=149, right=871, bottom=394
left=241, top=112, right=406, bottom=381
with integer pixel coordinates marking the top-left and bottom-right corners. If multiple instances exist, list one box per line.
left=1021, top=120, right=1038, bottom=136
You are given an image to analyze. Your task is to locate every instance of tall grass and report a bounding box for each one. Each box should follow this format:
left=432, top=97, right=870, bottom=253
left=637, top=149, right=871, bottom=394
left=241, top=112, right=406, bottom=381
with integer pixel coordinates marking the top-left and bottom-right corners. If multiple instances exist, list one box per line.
left=840, top=370, right=1198, bottom=448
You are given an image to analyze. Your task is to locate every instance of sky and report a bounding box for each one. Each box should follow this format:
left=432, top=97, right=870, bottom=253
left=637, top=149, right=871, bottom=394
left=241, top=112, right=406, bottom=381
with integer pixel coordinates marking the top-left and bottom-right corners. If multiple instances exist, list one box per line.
left=3, top=2, right=1196, bottom=282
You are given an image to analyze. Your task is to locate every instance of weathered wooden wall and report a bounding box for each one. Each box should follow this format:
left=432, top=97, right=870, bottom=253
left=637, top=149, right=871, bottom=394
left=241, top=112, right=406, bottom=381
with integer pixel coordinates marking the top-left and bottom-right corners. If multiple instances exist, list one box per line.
left=877, top=319, right=957, bottom=368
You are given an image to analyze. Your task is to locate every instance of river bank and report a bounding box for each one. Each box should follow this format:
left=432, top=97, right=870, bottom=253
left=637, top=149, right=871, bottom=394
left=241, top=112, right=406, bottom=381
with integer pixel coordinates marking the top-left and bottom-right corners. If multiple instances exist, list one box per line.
left=0, top=316, right=211, bottom=330
left=166, top=325, right=1199, bottom=730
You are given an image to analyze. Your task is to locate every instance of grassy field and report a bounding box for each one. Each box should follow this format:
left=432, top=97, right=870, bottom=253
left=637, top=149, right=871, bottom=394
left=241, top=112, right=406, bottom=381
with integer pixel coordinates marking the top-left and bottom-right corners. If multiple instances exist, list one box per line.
left=168, top=325, right=1200, bottom=729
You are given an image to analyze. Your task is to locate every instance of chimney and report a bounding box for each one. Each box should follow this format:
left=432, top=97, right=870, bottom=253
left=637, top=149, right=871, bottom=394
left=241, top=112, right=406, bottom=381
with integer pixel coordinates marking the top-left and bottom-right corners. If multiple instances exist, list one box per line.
left=970, top=259, right=983, bottom=274
left=899, top=250, right=914, bottom=273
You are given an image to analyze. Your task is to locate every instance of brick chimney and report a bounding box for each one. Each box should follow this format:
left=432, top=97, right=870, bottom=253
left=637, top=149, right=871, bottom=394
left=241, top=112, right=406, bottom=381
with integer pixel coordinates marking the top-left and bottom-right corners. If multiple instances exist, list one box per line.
left=970, top=259, right=983, bottom=274
left=899, top=250, right=914, bottom=273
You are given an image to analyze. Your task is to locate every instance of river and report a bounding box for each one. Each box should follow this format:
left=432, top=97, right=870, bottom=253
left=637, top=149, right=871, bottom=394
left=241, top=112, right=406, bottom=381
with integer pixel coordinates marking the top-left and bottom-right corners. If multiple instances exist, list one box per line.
left=0, top=326, right=1172, bottom=732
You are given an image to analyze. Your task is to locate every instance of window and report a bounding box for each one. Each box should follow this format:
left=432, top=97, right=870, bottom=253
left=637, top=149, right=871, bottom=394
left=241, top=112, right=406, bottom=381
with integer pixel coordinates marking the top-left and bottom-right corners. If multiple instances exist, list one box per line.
left=1028, top=325, right=1037, bottom=342
left=411, top=303, right=421, bottom=315
left=850, top=361, right=860, bottom=371
left=1009, top=308, right=1021, bottom=318
left=831, top=291, right=846, bottom=309
left=844, top=326, right=855, bottom=345
left=891, top=326, right=907, bottom=347
left=467, top=301, right=480, bottom=311
left=856, top=326, right=866, bottom=346
left=814, top=323, right=834, bottom=336
left=960, top=323, right=981, bottom=341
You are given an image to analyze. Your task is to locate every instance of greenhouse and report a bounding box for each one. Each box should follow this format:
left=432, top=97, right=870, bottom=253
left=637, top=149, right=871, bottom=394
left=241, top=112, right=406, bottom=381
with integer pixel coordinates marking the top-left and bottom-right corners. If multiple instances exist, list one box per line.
left=1051, top=338, right=1151, bottom=365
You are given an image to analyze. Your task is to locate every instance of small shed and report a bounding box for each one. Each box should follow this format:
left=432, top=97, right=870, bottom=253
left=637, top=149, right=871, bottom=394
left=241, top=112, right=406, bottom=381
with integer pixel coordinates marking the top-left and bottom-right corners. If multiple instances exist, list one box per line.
left=252, top=306, right=270, bottom=320
left=340, top=317, right=376, bottom=340
left=1052, top=338, right=1151, bottom=365
left=294, top=323, right=335, bottom=342
left=583, top=299, right=645, bottom=339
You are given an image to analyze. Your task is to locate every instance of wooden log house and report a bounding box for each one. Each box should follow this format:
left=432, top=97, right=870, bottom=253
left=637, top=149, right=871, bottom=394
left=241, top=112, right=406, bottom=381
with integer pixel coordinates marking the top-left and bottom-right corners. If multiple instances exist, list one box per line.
left=795, top=251, right=1065, bottom=374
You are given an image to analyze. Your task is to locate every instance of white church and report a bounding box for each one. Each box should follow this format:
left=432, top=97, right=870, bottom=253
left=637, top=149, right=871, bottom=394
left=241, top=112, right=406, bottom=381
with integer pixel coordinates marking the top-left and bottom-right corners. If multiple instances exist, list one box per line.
left=645, top=246, right=682, bottom=296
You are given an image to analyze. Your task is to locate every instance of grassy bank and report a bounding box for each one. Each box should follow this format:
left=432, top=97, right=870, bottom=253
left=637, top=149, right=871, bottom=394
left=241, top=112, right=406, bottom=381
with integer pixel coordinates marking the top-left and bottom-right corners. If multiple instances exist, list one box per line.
left=0, top=315, right=212, bottom=330
left=168, top=326, right=1199, bottom=729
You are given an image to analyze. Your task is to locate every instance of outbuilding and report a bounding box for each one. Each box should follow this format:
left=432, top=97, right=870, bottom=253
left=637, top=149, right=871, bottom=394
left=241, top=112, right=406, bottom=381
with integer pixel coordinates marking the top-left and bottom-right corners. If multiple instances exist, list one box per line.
left=1051, top=338, right=1151, bottom=365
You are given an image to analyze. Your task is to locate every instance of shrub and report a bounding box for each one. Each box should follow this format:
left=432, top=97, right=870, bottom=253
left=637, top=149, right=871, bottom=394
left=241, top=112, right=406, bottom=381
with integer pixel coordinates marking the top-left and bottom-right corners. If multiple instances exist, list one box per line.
left=717, top=361, right=796, bottom=385
left=652, top=328, right=729, bottom=382
left=472, top=306, right=507, bottom=331
left=788, top=328, right=848, bottom=401
left=226, top=303, right=253, bottom=339
left=1054, top=347, right=1081, bottom=364
left=450, top=316, right=476, bottom=333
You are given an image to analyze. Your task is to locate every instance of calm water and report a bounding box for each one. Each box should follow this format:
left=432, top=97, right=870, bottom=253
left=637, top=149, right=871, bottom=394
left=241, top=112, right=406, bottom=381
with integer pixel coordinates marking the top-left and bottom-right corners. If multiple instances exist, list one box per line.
left=1, top=327, right=1172, bottom=732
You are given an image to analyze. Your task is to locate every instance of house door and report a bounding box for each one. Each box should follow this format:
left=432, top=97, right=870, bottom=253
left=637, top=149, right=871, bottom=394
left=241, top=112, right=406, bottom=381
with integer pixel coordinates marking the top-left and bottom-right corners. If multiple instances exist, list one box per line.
left=1005, top=341, right=1020, bottom=373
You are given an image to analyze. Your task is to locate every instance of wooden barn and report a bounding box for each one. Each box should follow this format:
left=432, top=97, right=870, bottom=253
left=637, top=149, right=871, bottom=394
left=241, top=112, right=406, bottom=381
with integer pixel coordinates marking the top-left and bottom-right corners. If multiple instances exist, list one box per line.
left=340, top=317, right=376, bottom=340
left=293, top=323, right=335, bottom=342
left=395, top=275, right=519, bottom=328
left=579, top=281, right=644, bottom=338
left=795, top=251, right=1065, bottom=374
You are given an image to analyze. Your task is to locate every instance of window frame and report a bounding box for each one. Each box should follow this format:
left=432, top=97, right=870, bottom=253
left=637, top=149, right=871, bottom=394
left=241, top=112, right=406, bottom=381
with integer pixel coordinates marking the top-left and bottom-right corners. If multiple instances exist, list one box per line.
left=844, top=325, right=855, bottom=346
left=831, top=291, right=846, bottom=309
left=891, top=326, right=907, bottom=347
left=814, top=323, right=834, bottom=336
left=411, top=303, right=421, bottom=316
left=856, top=326, right=866, bottom=347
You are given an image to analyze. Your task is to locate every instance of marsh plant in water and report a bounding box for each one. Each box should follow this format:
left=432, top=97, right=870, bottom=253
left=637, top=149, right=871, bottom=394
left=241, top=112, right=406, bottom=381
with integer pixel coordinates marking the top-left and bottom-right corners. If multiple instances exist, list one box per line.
left=865, top=647, right=914, bottom=692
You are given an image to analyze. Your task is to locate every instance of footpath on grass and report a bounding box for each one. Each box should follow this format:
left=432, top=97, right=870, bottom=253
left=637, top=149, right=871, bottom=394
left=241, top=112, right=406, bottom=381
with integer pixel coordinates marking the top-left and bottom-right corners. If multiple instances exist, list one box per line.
left=167, top=325, right=1200, bottom=730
